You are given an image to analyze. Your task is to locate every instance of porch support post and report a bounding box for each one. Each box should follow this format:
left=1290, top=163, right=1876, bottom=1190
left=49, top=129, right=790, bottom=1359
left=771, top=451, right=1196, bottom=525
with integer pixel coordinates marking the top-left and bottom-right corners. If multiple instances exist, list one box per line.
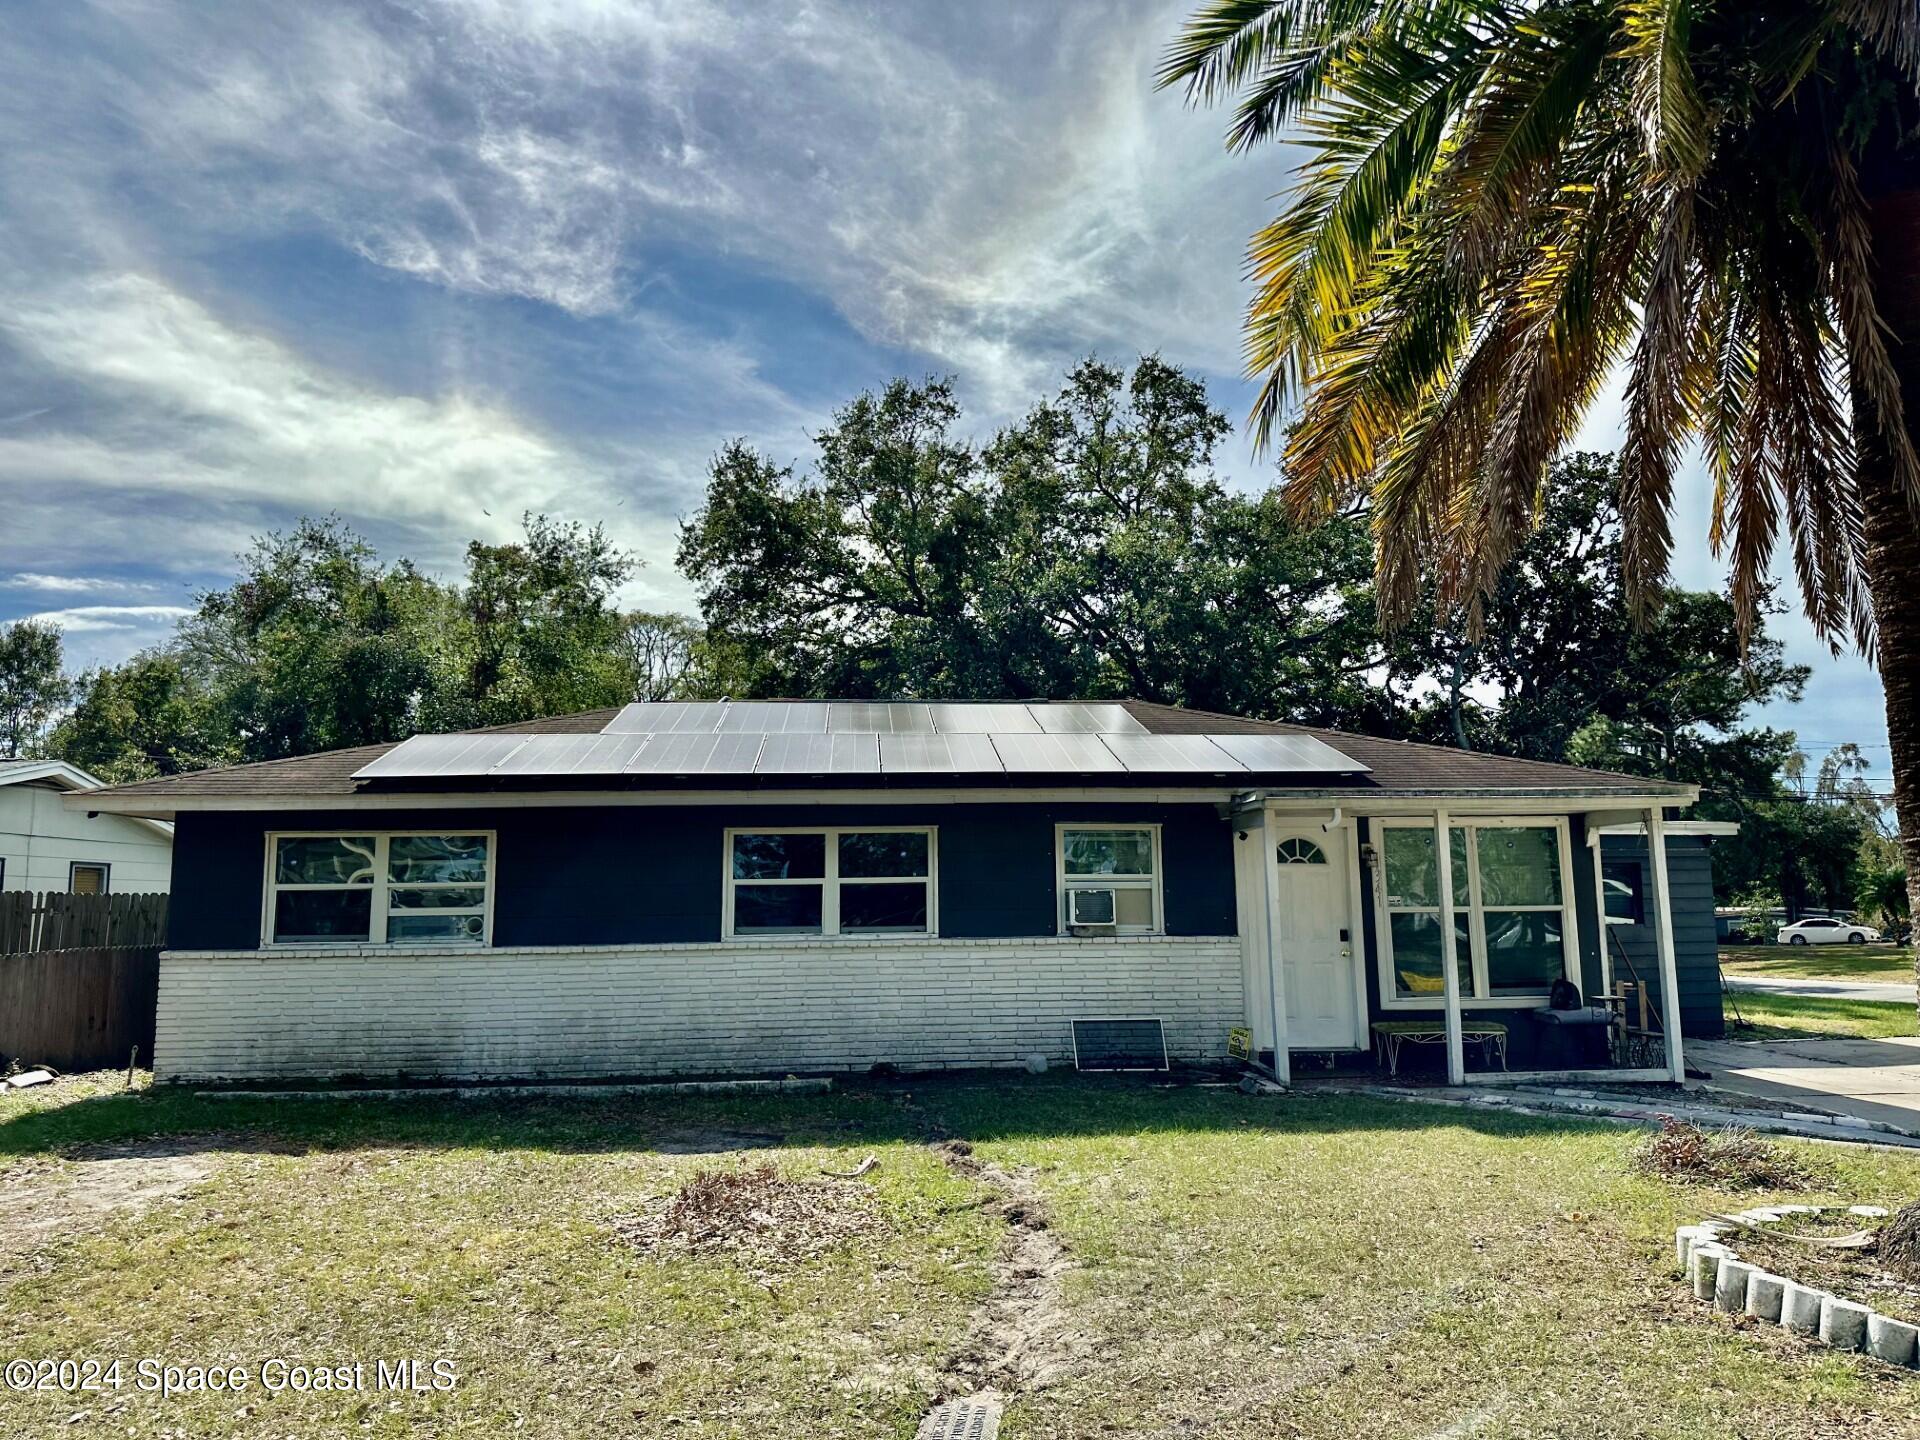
left=1589, top=827, right=1614, bottom=997
left=1434, top=807, right=1465, bottom=1085
left=1644, top=806, right=1687, bottom=1082
left=1262, top=805, right=1291, bottom=1084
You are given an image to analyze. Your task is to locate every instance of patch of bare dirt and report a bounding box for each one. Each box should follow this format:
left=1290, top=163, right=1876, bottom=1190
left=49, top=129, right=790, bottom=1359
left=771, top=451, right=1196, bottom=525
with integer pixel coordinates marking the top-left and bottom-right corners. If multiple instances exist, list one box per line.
left=932, top=1138, right=1080, bottom=1399
left=612, top=1160, right=880, bottom=1268
left=0, top=1135, right=258, bottom=1265
left=649, top=1128, right=787, bottom=1155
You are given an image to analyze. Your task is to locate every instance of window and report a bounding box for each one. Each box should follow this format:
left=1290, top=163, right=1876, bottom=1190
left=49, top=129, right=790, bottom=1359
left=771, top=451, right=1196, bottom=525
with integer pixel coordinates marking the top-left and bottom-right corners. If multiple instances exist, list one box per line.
left=1602, top=860, right=1644, bottom=925
left=1057, top=825, right=1161, bottom=934
left=1277, top=837, right=1327, bottom=865
left=264, top=833, right=492, bottom=945
left=1377, top=820, right=1574, bottom=1004
left=69, top=862, right=109, bottom=895
left=724, top=828, right=934, bottom=938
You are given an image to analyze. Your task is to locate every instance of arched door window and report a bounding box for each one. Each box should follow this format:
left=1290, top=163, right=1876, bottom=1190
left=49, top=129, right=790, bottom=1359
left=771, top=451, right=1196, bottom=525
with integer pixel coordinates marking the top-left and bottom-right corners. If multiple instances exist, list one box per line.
left=1276, top=836, right=1327, bottom=865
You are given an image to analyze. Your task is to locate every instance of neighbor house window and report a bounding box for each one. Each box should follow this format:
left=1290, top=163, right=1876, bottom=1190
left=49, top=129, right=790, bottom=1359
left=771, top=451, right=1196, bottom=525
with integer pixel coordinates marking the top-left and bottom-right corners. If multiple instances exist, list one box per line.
left=1602, top=859, right=1644, bottom=925
left=69, top=862, right=109, bottom=895
left=1057, top=825, right=1162, bottom=934
left=264, top=833, right=492, bottom=945
left=1377, top=819, right=1575, bottom=1004
left=725, top=828, right=934, bottom=938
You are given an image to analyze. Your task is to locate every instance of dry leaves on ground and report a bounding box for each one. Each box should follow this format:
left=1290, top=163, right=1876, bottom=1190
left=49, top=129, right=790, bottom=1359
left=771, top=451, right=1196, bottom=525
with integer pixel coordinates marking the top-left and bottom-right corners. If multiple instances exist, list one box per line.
left=612, top=1161, right=881, bottom=1268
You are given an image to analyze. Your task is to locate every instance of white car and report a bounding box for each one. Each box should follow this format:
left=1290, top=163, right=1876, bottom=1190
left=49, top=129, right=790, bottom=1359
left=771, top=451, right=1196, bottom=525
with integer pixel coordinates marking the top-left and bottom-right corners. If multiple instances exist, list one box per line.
left=1777, top=917, right=1882, bottom=945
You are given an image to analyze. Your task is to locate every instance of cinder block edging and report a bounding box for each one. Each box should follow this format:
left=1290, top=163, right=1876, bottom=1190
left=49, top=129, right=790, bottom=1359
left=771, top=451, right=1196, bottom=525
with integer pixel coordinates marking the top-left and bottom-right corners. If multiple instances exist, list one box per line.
left=1673, top=1205, right=1917, bottom=1370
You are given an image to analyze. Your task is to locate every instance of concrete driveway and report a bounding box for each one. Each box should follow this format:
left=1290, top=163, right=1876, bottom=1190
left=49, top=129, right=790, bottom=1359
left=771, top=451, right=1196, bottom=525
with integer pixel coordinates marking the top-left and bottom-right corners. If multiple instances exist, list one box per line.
left=1723, top=974, right=1909, bottom=1003
left=1692, top=1036, right=1920, bottom=1136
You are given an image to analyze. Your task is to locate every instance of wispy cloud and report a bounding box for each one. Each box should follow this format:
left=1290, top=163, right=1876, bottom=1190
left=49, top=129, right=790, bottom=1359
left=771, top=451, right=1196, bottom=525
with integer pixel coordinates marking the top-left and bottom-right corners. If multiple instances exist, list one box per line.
left=25, top=604, right=194, bottom=634
left=2, top=573, right=152, bottom=594
left=2, top=2, right=1260, bottom=419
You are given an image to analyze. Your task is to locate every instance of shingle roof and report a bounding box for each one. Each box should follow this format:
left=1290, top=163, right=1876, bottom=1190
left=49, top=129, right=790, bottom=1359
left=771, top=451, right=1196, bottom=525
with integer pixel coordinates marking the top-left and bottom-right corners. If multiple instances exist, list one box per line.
left=1116, top=701, right=1683, bottom=796
left=79, top=699, right=1688, bottom=809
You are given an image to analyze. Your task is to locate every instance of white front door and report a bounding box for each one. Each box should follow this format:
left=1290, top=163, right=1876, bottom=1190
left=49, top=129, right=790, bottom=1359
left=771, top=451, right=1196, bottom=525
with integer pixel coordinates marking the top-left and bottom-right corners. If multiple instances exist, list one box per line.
left=1272, top=827, right=1359, bottom=1049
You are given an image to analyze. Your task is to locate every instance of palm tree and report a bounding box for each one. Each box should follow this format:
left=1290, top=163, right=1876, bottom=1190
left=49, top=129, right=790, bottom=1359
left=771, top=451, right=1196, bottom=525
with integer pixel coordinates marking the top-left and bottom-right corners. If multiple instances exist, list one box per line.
left=1162, top=1, right=1920, bottom=996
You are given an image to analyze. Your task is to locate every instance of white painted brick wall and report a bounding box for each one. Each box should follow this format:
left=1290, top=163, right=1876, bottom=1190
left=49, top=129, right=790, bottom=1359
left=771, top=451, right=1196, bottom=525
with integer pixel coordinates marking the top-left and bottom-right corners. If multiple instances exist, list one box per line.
left=154, top=936, right=1246, bottom=1082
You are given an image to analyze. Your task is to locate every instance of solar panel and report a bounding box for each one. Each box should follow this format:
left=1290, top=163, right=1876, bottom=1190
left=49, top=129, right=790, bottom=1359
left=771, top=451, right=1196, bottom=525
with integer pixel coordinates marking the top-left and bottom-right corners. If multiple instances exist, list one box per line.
left=354, top=733, right=531, bottom=779
left=1098, top=733, right=1247, bottom=773
left=601, top=702, right=732, bottom=734
left=715, top=702, right=830, bottom=733
left=878, top=733, right=1007, bottom=773
left=1209, top=733, right=1367, bottom=773
left=827, top=702, right=935, bottom=733
left=926, top=702, right=1042, bottom=734
left=989, top=732, right=1127, bottom=772
left=1031, top=703, right=1148, bottom=735
left=487, top=732, right=651, bottom=776
left=755, top=733, right=881, bottom=773
left=623, top=732, right=764, bottom=774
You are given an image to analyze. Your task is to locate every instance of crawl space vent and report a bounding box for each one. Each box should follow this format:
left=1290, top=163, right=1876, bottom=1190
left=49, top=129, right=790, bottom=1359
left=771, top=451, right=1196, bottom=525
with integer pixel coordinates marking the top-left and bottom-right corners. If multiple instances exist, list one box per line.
left=1070, top=1017, right=1169, bottom=1072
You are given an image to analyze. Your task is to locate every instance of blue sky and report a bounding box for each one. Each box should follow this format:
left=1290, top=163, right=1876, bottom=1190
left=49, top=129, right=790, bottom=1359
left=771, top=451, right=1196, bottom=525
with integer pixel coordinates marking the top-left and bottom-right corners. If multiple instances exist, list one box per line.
left=0, top=0, right=1892, bottom=781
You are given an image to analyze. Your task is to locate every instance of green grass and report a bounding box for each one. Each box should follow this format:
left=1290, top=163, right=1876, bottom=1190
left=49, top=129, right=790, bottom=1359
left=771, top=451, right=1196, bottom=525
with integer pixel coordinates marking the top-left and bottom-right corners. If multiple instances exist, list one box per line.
left=1728, top=990, right=1919, bottom=1040
left=1720, top=943, right=1913, bottom=983
left=6, top=1073, right=1920, bottom=1439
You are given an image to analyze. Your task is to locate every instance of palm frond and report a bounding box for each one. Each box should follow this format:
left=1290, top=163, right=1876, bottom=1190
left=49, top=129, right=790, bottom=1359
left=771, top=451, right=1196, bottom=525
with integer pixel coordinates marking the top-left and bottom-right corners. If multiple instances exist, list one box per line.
left=1618, top=182, right=1699, bottom=618
left=1621, top=0, right=1709, bottom=179
left=1827, top=141, right=1920, bottom=508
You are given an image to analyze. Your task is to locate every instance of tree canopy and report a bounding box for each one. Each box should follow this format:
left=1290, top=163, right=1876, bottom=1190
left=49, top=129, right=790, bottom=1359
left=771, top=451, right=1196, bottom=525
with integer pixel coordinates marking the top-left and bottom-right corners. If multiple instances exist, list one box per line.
left=50, top=514, right=648, bottom=782
left=0, top=618, right=68, bottom=758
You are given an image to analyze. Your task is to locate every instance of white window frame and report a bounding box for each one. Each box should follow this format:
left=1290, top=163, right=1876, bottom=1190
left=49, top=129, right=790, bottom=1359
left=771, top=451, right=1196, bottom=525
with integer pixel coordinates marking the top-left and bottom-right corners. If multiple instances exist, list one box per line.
left=721, top=826, right=938, bottom=940
left=1600, top=857, right=1645, bottom=927
left=1375, top=816, right=1578, bottom=1010
left=1055, top=823, right=1164, bottom=936
left=261, top=831, right=497, bottom=947
left=69, top=861, right=110, bottom=895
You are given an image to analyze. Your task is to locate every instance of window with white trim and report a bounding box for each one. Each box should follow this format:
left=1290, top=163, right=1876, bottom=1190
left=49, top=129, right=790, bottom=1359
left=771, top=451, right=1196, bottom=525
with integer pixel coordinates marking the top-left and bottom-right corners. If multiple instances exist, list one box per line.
left=69, top=861, right=109, bottom=895
left=1602, top=859, right=1644, bottom=925
left=265, top=833, right=493, bottom=945
left=1377, top=819, right=1575, bottom=1004
left=1057, top=825, right=1162, bottom=933
left=725, top=828, right=934, bottom=937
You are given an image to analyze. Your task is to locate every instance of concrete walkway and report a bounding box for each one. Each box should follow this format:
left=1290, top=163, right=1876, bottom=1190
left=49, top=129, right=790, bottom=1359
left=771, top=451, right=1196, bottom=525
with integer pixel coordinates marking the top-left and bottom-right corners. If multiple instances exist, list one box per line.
left=1723, top=974, right=1910, bottom=1003
left=1692, top=1036, right=1920, bottom=1136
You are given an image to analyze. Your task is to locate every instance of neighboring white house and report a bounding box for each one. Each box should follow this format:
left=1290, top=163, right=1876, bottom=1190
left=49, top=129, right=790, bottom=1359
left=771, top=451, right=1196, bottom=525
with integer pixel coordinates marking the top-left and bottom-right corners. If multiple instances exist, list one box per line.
left=0, top=760, right=172, bottom=894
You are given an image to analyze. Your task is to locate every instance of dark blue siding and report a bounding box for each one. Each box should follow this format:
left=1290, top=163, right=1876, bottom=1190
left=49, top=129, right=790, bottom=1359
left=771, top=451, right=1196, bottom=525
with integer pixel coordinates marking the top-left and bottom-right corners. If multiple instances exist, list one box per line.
left=169, top=802, right=1237, bottom=951
left=1599, top=833, right=1726, bottom=1040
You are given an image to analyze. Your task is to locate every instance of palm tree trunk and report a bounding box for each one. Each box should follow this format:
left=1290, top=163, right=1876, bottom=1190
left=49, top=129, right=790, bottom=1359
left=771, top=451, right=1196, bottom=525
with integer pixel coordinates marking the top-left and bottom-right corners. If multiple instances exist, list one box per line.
left=1859, top=185, right=1920, bottom=1020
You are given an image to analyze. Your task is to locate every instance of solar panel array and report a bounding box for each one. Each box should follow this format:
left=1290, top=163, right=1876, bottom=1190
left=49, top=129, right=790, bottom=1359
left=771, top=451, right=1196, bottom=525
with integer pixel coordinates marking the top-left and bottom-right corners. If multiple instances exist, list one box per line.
left=354, top=700, right=1369, bottom=782
left=600, top=700, right=1137, bottom=736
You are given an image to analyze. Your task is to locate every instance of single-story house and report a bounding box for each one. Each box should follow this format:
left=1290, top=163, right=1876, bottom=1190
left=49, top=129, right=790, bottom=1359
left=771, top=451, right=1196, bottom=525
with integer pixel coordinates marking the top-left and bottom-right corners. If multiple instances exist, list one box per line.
left=1, top=759, right=173, bottom=895
left=69, top=701, right=1728, bottom=1086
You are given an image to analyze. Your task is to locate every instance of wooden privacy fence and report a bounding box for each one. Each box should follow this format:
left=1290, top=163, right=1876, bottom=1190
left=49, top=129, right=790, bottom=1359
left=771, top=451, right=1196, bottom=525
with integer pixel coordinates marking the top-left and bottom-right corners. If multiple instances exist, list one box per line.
left=0, top=892, right=167, bottom=1071
left=0, top=890, right=168, bottom=955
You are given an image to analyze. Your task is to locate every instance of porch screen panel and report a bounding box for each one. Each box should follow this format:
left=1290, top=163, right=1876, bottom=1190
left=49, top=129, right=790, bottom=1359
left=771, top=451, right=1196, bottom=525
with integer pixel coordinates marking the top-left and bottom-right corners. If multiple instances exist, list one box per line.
left=1379, top=821, right=1574, bottom=1002
left=1381, top=827, right=1471, bottom=999
left=1475, top=827, right=1565, bottom=995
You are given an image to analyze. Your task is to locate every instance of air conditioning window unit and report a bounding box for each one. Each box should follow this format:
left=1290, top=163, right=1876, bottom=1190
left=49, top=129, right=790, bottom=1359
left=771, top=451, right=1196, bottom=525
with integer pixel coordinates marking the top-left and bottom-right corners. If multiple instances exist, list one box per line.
left=1068, top=888, right=1117, bottom=926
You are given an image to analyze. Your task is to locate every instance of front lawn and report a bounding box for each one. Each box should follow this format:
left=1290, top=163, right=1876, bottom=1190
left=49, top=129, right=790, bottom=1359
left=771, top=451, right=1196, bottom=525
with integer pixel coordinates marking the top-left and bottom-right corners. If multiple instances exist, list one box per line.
left=1720, top=943, right=1913, bottom=983
left=5, top=1072, right=1920, bottom=1439
left=1728, top=991, right=1919, bottom=1040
